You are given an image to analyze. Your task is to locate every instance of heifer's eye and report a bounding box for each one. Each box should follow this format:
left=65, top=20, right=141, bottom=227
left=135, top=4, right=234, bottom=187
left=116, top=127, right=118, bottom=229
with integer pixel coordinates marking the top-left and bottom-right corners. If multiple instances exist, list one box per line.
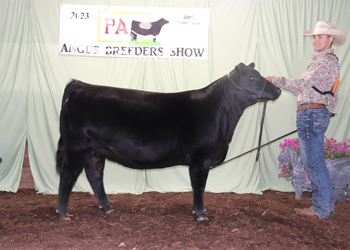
left=249, top=76, right=257, bottom=81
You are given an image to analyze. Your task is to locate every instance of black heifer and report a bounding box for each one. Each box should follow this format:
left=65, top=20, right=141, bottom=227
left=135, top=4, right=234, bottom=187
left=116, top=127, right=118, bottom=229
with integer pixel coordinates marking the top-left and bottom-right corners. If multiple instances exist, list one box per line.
left=130, top=18, right=169, bottom=42
left=56, top=63, right=281, bottom=221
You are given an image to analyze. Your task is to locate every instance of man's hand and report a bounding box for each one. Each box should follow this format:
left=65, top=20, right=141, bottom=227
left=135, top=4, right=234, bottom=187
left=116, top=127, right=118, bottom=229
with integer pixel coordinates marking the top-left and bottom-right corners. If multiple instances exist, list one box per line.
left=265, top=76, right=273, bottom=82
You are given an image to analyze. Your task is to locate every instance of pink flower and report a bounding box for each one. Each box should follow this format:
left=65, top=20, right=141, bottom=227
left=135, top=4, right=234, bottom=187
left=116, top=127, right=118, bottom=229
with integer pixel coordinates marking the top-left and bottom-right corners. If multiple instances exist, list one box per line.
left=278, top=136, right=350, bottom=180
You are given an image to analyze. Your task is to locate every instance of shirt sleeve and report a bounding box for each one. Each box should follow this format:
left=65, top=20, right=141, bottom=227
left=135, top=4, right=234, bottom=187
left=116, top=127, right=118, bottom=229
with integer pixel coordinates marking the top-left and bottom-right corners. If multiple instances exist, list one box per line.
left=271, top=58, right=335, bottom=96
left=271, top=76, right=305, bottom=95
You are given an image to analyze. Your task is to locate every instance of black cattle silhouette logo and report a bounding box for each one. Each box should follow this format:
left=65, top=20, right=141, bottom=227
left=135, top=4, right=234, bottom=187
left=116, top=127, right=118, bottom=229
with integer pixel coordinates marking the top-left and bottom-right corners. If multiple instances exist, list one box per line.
left=130, top=18, right=169, bottom=43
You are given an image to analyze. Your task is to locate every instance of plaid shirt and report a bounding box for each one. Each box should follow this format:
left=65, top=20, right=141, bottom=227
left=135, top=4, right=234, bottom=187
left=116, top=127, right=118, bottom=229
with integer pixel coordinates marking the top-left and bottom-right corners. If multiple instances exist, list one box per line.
left=272, top=48, right=340, bottom=112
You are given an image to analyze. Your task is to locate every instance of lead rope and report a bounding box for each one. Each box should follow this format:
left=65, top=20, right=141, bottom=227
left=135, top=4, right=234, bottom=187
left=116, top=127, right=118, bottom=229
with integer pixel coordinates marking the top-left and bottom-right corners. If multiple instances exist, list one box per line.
left=256, top=101, right=267, bottom=161
left=210, top=113, right=336, bottom=170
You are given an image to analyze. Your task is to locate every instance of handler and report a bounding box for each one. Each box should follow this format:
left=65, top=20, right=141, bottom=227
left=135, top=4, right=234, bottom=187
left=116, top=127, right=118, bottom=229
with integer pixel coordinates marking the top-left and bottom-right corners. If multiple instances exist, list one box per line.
left=265, top=21, right=346, bottom=219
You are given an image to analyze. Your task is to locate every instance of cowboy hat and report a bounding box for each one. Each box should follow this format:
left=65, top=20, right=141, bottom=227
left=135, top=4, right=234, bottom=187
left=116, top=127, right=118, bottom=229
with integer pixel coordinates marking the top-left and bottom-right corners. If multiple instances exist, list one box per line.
left=304, top=21, right=346, bottom=45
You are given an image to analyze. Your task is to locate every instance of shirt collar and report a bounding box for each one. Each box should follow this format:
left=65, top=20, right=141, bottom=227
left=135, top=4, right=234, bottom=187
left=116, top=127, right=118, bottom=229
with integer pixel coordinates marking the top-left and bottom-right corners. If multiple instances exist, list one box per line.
left=313, top=48, right=334, bottom=60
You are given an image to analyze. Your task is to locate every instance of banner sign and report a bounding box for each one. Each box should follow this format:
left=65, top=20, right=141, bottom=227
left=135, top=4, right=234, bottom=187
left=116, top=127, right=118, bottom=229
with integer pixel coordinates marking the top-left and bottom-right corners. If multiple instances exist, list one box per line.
left=59, top=4, right=209, bottom=59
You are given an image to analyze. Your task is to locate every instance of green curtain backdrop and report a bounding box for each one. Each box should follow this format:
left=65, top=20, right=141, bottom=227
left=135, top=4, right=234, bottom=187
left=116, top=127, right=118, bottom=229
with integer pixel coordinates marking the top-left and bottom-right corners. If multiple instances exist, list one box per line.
left=1, top=0, right=349, bottom=194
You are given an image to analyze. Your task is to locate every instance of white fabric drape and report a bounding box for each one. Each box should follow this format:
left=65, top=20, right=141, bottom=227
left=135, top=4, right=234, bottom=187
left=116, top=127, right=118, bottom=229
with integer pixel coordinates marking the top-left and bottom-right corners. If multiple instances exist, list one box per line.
left=1, top=0, right=349, bottom=194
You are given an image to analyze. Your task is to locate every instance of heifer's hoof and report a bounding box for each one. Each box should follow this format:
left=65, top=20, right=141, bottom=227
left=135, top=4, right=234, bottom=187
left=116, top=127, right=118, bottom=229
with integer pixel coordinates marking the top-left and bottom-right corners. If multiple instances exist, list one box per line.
left=60, top=216, right=71, bottom=221
left=295, top=197, right=301, bottom=201
left=105, top=208, right=114, bottom=214
left=57, top=210, right=73, bottom=220
left=59, top=213, right=72, bottom=221
left=196, top=216, right=209, bottom=222
left=102, top=205, right=114, bottom=214
left=194, top=210, right=208, bottom=222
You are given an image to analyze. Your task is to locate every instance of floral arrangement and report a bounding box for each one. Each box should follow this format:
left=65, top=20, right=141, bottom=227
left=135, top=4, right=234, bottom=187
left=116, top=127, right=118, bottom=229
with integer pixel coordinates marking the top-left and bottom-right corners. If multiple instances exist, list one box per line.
left=278, top=136, right=350, bottom=180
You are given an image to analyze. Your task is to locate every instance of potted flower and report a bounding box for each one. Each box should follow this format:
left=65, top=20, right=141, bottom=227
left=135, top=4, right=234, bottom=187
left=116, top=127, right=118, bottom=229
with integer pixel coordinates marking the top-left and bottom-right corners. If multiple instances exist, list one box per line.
left=278, top=136, right=350, bottom=202
left=279, top=136, right=350, bottom=178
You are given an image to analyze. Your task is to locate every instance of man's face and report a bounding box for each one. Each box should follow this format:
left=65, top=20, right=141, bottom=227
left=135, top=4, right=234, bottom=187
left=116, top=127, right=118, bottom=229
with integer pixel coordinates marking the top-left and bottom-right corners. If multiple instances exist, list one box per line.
left=312, top=34, right=333, bottom=52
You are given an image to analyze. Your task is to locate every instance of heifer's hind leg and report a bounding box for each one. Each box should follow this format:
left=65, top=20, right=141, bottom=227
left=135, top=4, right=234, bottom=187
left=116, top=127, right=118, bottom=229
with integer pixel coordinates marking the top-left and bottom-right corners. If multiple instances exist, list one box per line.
left=57, top=152, right=86, bottom=220
left=85, top=153, right=113, bottom=213
left=189, top=163, right=210, bottom=221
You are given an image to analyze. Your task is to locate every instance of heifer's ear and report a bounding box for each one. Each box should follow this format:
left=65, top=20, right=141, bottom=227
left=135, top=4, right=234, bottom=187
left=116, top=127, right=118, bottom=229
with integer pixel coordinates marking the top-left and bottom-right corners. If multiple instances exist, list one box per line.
left=248, top=62, right=255, bottom=69
left=234, top=64, right=241, bottom=78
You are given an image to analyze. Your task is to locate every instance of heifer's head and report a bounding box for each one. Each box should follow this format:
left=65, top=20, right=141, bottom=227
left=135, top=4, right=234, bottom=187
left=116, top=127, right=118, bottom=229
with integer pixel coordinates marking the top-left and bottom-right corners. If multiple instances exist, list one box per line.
left=228, top=63, right=281, bottom=102
left=159, top=18, right=169, bottom=25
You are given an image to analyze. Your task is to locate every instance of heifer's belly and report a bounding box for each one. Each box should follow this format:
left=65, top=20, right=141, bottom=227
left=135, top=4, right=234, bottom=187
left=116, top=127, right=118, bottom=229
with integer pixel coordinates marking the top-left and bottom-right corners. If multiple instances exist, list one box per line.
left=93, top=145, right=185, bottom=170
left=93, top=138, right=228, bottom=170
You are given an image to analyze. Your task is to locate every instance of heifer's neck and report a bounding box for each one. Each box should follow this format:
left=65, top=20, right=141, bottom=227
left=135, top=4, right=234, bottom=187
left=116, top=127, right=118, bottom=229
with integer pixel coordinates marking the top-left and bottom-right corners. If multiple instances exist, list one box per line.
left=212, top=76, right=258, bottom=142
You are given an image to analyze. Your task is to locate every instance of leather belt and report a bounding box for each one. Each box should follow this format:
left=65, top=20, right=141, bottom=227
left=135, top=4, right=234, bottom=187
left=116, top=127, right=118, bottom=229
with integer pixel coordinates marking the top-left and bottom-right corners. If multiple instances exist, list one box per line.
left=297, top=104, right=325, bottom=111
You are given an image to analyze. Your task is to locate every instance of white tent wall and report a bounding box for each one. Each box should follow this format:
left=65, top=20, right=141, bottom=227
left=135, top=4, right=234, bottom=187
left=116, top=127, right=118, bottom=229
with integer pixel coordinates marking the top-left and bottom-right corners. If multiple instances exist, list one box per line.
left=0, top=0, right=349, bottom=194
left=0, top=0, right=31, bottom=191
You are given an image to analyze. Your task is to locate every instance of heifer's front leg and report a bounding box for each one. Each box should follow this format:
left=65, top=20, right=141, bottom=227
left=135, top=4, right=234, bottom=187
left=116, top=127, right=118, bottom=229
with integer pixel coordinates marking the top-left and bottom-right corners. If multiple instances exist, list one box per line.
left=85, top=154, right=113, bottom=214
left=189, top=164, right=210, bottom=221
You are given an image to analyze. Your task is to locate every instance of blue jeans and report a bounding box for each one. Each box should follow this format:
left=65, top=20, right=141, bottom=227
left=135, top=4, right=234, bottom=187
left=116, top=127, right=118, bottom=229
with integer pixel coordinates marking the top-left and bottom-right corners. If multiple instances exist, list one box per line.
left=296, top=105, right=334, bottom=218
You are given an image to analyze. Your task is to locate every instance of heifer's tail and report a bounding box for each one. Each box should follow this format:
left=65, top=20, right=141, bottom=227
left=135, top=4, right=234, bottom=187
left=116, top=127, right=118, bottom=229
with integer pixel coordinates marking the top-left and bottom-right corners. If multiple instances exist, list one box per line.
left=60, top=79, right=82, bottom=110
left=56, top=79, right=83, bottom=173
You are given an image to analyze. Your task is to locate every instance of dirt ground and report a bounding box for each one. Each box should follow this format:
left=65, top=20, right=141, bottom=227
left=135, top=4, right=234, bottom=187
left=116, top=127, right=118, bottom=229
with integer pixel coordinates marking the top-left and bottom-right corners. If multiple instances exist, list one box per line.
left=0, top=189, right=349, bottom=250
